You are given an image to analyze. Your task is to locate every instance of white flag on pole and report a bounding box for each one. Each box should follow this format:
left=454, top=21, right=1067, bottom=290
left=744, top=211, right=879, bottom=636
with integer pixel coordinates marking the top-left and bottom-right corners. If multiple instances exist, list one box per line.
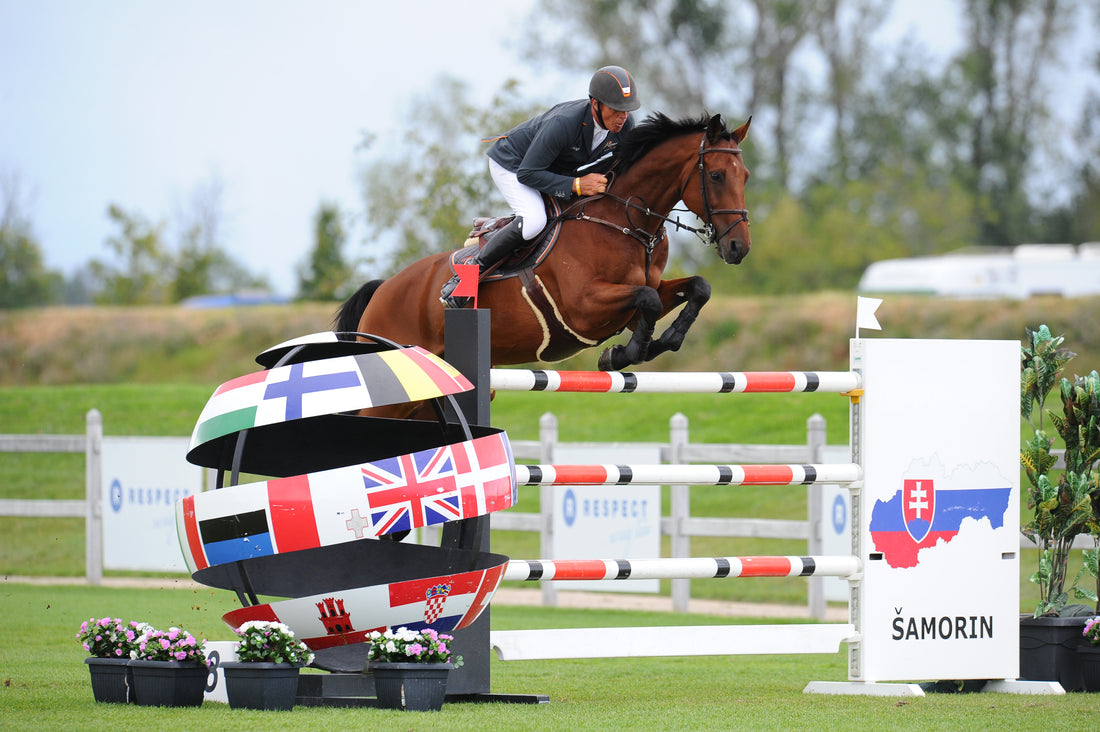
left=856, top=296, right=883, bottom=335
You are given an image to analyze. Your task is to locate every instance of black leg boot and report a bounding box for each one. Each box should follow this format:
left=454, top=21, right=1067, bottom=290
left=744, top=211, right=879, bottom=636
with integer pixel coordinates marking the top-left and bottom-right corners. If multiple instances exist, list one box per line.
left=440, top=217, right=527, bottom=307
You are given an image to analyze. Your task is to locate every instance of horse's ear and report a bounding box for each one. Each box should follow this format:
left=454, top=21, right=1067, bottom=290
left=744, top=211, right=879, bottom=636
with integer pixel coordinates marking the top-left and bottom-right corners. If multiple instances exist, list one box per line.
left=706, top=113, right=724, bottom=144
left=732, top=116, right=751, bottom=145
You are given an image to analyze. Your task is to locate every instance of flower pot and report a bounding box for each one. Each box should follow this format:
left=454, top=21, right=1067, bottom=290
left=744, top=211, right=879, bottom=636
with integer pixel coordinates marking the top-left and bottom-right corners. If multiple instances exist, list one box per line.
left=84, top=657, right=134, bottom=704
left=370, top=662, right=452, bottom=711
left=129, top=659, right=208, bottom=707
left=1080, top=645, right=1100, bottom=692
left=1019, top=615, right=1087, bottom=692
left=222, top=662, right=301, bottom=711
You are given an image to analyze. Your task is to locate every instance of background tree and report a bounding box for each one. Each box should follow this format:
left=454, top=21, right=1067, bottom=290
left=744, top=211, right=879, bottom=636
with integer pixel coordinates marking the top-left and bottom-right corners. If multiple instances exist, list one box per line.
left=358, top=77, right=541, bottom=275
left=88, top=204, right=170, bottom=305
left=171, top=178, right=267, bottom=301
left=1, top=172, right=62, bottom=308
left=297, top=202, right=352, bottom=301
left=953, top=0, right=1077, bottom=245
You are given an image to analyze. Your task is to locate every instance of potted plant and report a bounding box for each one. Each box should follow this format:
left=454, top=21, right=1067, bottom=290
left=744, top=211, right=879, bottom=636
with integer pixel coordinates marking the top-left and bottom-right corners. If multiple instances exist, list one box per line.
left=76, top=617, right=151, bottom=703
left=129, top=626, right=210, bottom=707
left=1081, top=616, right=1100, bottom=691
left=366, top=627, right=463, bottom=711
left=1019, top=325, right=1098, bottom=690
left=221, top=621, right=315, bottom=711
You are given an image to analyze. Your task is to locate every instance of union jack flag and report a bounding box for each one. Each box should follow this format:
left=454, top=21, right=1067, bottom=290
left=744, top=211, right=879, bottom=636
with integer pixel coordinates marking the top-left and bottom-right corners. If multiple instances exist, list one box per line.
left=361, top=447, right=460, bottom=535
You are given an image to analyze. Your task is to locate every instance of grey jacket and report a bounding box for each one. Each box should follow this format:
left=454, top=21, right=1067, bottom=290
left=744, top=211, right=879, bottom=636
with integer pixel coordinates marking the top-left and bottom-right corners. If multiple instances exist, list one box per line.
left=486, top=99, right=635, bottom=199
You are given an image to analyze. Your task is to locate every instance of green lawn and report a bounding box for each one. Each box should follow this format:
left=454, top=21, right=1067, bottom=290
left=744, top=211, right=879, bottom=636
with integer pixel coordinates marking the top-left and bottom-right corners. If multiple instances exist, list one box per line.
left=1, top=582, right=1094, bottom=731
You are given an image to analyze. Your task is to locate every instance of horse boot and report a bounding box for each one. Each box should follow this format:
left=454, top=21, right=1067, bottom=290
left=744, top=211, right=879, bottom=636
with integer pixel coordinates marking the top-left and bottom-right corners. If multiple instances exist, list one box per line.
left=440, top=216, right=526, bottom=308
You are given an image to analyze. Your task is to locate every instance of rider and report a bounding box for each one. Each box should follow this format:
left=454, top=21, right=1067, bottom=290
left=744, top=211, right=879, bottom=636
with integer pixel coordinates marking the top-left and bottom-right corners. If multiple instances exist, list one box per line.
left=440, top=65, right=641, bottom=307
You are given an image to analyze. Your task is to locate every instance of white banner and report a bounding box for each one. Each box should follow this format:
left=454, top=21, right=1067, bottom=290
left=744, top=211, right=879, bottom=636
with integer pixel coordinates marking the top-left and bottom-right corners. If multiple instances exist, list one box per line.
left=101, top=436, right=203, bottom=572
left=551, top=445, right=661, bottom=593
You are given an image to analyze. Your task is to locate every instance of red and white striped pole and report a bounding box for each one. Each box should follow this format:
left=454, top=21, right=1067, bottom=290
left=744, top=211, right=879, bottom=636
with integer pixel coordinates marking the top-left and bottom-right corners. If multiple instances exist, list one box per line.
left=490, top=369, right=861, bottom=394
left=502, top=555, right=861, bottom=582
left=514, top=463, right=861, bottom=486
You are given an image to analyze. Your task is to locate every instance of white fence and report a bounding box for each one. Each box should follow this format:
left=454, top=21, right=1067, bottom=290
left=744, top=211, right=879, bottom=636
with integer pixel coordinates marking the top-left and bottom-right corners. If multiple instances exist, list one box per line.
left=2, top=408, right=1085, bottom=613
left=0, top=409, right=104, bottom=583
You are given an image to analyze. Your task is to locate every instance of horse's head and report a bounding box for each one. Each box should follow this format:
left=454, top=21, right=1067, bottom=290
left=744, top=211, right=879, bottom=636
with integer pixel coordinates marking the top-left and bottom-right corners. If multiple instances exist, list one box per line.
left=682, top=114, right=752, bottom=265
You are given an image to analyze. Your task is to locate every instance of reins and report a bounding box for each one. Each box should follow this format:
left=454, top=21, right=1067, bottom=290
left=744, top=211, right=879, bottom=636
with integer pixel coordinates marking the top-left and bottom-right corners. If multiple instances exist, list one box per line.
left=549, top=132, right=749, bottom=262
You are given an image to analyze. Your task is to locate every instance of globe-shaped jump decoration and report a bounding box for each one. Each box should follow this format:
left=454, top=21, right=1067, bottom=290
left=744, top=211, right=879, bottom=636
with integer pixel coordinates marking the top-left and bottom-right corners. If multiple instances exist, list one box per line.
left=176, top=331, right=516, bottom=671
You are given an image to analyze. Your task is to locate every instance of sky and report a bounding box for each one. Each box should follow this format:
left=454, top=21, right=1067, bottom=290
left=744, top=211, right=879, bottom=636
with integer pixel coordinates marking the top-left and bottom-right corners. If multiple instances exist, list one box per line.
left=1, top=0, right=1087, bottom=297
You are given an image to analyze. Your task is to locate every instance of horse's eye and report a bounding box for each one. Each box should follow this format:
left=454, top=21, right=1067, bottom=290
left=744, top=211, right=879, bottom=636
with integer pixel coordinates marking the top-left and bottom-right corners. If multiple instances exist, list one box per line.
left=709, top=171, right=723, bottom=183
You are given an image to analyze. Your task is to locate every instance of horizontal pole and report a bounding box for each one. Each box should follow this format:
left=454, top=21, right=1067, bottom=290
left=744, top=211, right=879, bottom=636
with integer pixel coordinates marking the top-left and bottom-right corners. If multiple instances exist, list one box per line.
left=514, top=463, right=861, bottom=486
left=490, top=369, right=860, bottom=394
left=502, top=555, right=861, bottom=582
left=0, top=498, right=87, bottom=518
left=491, top=623, right=856, bottom=660
left=0, top=434, right=86, bottom=453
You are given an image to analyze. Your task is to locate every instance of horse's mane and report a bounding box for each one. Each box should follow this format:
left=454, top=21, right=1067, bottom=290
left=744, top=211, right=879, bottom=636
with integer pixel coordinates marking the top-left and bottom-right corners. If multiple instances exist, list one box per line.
left=614, top=112, right=724, bottom=175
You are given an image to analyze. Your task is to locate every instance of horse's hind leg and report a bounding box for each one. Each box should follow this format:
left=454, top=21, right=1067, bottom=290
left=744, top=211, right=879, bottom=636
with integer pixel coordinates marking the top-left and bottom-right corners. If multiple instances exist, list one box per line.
left=644, top=276, right=712, bottom=362
left=597, top=287, right=663, bottom=371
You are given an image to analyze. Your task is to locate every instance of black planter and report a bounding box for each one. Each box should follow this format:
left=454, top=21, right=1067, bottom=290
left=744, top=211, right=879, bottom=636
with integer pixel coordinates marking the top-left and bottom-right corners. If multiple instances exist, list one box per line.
left=222, top=662, right=301, bottom=711
left=84, top=657, right=133, bottom=704
left=370, top=662, right=452, bottom=711
left=129, top=659, right=208, bottom=707
left=1080, top=645, right=1100, bottom=692
left=1019, top=615, right=1088, bottom=692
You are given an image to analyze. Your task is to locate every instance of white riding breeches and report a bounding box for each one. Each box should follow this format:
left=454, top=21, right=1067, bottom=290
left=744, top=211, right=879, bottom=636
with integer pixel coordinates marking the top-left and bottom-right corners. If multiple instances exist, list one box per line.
left=488, top=158, right=546, bottom=240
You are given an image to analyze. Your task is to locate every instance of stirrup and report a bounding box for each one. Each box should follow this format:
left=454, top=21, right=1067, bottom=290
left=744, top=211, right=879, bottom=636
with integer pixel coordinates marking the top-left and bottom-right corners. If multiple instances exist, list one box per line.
left=439, top=275, right=470, bottom=309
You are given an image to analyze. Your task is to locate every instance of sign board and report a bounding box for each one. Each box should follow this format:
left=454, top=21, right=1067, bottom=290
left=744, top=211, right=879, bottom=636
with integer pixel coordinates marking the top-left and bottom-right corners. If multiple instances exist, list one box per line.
left=818, top=446, right=852, bottom=603
left=852, top=338, right=1019, bottom=682
left=101, top=436, right=203, bottom=572
left=551, top=445, right=661, bottom=593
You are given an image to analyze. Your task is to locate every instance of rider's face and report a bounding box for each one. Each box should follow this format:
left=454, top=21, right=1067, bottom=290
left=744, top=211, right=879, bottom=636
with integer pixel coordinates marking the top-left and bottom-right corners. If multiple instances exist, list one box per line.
left=595, top=102, right=630, bottom=133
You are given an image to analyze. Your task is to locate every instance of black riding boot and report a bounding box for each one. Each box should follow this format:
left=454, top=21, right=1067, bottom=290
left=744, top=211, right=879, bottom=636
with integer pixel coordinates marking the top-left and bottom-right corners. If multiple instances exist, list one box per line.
left=440, top=216, right=527, bottom=307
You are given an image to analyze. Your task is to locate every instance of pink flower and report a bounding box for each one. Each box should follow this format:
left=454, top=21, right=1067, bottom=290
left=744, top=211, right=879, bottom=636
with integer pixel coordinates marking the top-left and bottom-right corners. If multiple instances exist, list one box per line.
left=159, top=638, right=171, bottom=650
left=174, top=651, right=187, bottom=661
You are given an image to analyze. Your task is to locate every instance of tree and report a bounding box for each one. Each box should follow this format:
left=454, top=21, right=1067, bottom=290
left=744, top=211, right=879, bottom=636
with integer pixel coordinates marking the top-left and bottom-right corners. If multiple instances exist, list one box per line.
left=1, top=173, right=61, bottom=308
left=358, top=77, right=541, bottom=275
left=297, top=202, right=353, bottom=301
left=170, top=178, right=267, bottom=301
left=88, top=205, right=170, bottom=305
left=953, top=0, right=1078, bottom=245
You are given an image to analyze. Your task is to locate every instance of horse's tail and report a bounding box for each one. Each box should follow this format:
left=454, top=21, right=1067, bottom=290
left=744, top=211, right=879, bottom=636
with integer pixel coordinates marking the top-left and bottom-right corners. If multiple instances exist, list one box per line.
left=333, top=279, right=385, bottom=339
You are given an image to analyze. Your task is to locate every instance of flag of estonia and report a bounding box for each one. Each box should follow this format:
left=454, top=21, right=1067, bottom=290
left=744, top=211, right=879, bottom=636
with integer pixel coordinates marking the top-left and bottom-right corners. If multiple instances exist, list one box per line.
left=188, top=346, right=471, bottom=451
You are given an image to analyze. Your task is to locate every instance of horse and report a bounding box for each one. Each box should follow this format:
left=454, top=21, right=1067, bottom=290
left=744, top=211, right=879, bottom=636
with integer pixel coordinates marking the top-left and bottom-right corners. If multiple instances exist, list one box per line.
left=336, top=112, right=751, bottom=386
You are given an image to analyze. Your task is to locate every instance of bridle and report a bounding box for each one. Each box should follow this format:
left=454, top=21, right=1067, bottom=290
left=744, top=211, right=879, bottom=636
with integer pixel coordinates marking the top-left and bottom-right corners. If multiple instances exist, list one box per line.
left=683, top=134, right=750, bottom=248
left=557, top=131, right=749, bottom=256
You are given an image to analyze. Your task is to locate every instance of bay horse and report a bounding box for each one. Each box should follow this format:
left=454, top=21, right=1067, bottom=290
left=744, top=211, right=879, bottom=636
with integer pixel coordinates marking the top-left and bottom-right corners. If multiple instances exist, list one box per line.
left=336, top=112, right=751, bottom=382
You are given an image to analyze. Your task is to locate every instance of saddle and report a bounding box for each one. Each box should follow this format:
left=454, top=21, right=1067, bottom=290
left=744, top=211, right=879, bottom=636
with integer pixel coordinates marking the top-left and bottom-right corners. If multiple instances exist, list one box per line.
left=447, top=197, right=564, bottom=283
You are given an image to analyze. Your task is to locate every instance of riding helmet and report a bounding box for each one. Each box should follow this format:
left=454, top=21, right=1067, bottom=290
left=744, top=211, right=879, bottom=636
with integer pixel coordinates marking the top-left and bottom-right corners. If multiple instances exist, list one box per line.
left=589, top=65, right=640, bottom=112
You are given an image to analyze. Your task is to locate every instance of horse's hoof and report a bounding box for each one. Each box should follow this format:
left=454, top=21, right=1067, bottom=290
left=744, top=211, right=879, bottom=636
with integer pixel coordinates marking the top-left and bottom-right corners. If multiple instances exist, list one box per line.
left=598, top=348, right=615, bottom=371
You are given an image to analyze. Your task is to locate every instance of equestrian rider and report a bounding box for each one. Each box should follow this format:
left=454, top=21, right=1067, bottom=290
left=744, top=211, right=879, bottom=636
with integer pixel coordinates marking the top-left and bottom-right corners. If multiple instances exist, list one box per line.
left=439, top=65, right=641, bottom=307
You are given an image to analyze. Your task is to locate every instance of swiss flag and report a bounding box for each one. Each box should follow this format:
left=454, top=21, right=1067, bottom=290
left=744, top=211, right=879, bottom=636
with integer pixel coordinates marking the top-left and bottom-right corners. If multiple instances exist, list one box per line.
left=452, top=263, right=480, bottom=307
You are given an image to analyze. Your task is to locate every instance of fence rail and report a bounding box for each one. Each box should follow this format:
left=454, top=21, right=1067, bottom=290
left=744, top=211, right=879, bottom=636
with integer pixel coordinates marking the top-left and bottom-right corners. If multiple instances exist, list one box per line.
left=0, top=410, right=104, bottom=583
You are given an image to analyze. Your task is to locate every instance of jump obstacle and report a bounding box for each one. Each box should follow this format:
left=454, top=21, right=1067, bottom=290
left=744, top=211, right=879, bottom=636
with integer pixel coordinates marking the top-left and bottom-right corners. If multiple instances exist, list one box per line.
left=446, top=311, right=1056, bottom=697
left=176, top=309, right=1059, bottom=703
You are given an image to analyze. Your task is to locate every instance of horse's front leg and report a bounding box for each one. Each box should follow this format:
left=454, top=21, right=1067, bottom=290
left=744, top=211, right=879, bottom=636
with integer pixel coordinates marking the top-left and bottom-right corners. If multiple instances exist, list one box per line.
left=644, top=275, right=712, bottom=362
left=597, top=286, right=663, bottom=371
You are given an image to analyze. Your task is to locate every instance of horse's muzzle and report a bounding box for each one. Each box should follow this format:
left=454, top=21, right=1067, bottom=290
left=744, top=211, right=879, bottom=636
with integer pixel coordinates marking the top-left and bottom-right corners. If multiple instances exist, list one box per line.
left=721, top=238, right=750, bottom=265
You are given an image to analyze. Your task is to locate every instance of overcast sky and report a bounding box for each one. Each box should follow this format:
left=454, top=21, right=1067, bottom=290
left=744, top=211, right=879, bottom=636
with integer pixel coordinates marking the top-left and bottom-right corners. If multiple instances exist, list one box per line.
left=5, top=0, right=1085, bottom=297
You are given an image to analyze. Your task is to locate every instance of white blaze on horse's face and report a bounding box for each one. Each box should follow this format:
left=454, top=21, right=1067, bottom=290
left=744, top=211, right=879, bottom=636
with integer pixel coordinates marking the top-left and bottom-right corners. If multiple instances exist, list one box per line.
left=696, top=115, right=752, bottom=265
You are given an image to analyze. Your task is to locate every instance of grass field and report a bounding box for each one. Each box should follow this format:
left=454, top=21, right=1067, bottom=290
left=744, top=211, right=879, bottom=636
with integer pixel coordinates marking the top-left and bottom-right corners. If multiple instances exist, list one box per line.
left=1, top=582, right=1095, bottom=731
left=2, top=302, right=1099, bottom=725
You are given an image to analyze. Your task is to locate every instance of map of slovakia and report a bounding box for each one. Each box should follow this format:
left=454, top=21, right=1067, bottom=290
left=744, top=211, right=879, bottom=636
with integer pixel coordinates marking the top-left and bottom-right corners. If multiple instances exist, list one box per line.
left=868, top=459, right=1012, bottom=569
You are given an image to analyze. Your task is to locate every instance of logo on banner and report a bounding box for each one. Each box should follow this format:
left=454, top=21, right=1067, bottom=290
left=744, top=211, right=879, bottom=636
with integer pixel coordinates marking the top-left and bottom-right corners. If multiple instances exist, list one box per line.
left=424, top=583, right=452, bottom=624
left=868, top=461, right=1012, bottom=569
left=902, top=479, right=935, bottom=543
left=317, top=597, right=354, bottom=635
